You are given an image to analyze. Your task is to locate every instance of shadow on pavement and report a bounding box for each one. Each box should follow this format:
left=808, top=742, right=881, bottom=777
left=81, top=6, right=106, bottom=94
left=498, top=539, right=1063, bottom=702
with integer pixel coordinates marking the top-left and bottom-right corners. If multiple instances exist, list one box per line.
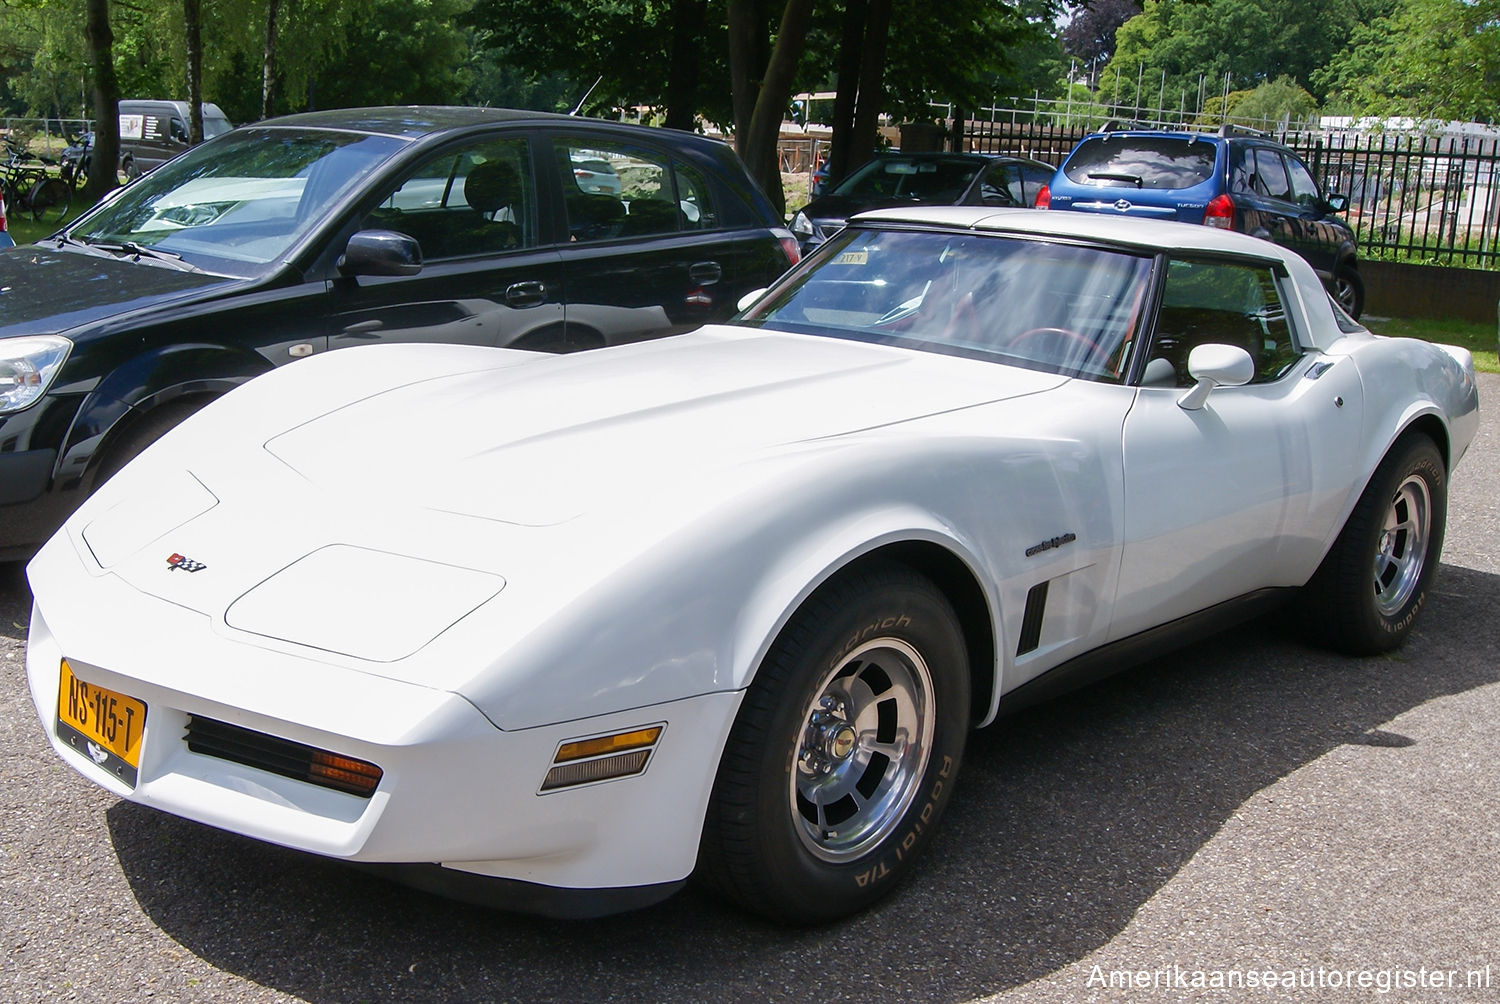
left=104, top=562, right=1500, bottom=1003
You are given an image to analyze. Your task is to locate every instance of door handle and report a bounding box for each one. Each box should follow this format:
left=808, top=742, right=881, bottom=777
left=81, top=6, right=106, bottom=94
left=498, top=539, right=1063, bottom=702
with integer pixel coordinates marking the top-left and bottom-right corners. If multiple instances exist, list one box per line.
left=689, top=261, right=722, bottom=285
left=340, top=319, right=383, bottom=338
left=505, top=281, right=547, bottom=308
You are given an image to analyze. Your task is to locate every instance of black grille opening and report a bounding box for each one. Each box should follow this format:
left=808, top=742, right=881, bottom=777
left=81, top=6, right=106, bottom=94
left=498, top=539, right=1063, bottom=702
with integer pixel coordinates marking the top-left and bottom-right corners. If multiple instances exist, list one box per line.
left=185, top=715, right=382, bottom=797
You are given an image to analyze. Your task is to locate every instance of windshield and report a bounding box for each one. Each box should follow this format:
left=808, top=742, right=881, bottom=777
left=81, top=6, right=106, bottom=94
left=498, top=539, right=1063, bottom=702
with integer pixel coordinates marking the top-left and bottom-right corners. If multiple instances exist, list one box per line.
left=67, top=127, right=406, bottom=277
left=740, top=228, right=1152, bottom=382
left=832, top=157, right=984, bottom=202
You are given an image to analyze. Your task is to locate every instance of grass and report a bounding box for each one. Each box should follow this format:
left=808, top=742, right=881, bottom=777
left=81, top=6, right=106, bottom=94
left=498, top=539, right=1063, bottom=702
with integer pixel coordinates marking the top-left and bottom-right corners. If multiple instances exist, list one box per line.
left=1364, top=315, right=1498, bottom=374
left=7, top=200, right=84, bottom=245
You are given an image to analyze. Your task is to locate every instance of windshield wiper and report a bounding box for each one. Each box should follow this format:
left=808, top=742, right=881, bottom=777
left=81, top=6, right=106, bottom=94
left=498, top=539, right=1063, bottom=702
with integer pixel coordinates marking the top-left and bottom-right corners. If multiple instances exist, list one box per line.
left=79, top=239, right=202, bottom=272
left=1087, top=172, right=1145, bottom=188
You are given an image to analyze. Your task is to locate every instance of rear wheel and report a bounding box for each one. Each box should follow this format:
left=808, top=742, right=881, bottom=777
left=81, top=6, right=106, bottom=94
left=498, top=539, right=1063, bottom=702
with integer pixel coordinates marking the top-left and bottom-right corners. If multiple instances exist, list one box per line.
left=697, top=561, right=969, bottom=923
left=1332, top=263, right=1364, bottom=319
left=1301, top=435, right=1446, bottom=654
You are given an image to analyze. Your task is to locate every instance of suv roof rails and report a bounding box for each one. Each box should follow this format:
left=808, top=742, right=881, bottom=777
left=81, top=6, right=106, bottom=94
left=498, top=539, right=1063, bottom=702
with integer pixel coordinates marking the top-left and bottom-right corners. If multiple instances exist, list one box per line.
left=1219, top=123, right=1267, bottom=138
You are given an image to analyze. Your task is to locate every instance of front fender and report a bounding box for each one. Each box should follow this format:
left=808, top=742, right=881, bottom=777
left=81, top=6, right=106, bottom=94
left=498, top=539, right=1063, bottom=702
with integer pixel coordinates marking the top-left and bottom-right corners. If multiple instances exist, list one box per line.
left=57, top=342, right=273, bottom=488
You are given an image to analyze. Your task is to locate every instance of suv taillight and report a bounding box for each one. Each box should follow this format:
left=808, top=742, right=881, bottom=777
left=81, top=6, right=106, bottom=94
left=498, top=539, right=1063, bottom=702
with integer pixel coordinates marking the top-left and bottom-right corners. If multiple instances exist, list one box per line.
left=1204, top=193, right=1235, bottom=228
left=1034, top=184, right=1051, bottom=209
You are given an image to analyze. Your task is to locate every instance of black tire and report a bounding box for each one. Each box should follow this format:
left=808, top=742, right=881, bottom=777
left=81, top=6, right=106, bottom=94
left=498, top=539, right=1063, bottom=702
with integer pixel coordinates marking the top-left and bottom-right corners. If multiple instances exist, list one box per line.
left=1301, top=435, right=1446, bottom=655
left=697, top=561, right=970, bottom=923
left=95, top=402, right=205, bottom=488
left=122, top=157, right=140, bottom=180
left=26, top=177, right=70, bottom=222
left=1332, top=263, right=1364, bottom=319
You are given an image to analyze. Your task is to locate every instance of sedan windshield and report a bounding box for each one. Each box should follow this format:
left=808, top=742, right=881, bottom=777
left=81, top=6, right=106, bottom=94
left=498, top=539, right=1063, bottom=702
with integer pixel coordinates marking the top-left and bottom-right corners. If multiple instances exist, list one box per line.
left=741, top=227, right=1153, bottom=382
left=66, top=127, right=406, bottom=277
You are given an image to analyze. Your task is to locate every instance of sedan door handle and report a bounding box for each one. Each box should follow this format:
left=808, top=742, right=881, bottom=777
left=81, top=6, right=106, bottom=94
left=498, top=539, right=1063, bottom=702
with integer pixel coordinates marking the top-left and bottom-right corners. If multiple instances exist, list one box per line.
left=689, top=261, right=722, bottom=285
left=505, top=281, right=547, bottom=308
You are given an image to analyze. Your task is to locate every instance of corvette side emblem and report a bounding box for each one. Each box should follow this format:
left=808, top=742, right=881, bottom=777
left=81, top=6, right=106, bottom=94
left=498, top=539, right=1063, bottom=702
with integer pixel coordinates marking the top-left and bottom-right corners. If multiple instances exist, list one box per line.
left=87, top=742, right=109, bottom=765
left=167, top=553, right=208, bottom=573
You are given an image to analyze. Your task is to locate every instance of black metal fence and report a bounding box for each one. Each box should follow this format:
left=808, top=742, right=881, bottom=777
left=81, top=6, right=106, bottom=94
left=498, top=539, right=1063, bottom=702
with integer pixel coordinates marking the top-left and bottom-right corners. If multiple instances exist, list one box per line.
left=963, top=121, right=1500, bottom=271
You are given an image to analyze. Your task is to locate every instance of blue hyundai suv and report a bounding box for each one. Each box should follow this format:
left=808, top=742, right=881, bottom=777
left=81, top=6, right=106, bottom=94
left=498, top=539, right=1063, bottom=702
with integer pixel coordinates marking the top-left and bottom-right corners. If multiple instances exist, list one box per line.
left=1037, top=125, right=1363, bottom=317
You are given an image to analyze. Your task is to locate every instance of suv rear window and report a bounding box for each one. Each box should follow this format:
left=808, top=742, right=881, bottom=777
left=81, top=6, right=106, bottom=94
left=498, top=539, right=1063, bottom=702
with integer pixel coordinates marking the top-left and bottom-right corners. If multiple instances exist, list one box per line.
left=1063, top=136, right=1217, bottom=191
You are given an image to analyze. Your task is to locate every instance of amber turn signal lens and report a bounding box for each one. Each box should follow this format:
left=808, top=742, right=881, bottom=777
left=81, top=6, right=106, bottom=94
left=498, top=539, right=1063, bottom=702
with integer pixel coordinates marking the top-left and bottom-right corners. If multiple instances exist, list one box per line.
left=309, top=750, right=383, bottom=796
left=553, top=726, right=662, bottom=764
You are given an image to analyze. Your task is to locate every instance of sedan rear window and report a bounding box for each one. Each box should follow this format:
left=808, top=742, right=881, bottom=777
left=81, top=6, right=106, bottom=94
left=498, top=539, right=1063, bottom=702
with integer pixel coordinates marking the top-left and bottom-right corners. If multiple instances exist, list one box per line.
left=1063, top=136, right=1217, bottom=191
left=832, top=157, right=984, bottom=201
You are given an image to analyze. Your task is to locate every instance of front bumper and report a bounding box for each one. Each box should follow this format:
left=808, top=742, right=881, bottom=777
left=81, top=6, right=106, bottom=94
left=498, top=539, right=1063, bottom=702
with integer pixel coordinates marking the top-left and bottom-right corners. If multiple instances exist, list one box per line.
left=25, top=535, right=743, bottom=912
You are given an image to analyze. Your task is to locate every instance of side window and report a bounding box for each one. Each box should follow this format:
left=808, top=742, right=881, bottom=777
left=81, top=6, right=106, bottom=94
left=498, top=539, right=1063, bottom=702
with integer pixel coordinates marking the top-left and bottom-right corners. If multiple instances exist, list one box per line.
left=367, top=136, right=534, bottom=260
left=556, top=139, right=682, bottom=241
left=1285, top=155, right=1322, bottom=209
left=674, top=158, right=718, bottom=230
left=1252, top=147, right=1292, bottom=200
left=1229, top=145, right=1255, bottom=194
left=980, top=163, right=1023, bottom=206
left=1144, top=259, right=1300, bottom=386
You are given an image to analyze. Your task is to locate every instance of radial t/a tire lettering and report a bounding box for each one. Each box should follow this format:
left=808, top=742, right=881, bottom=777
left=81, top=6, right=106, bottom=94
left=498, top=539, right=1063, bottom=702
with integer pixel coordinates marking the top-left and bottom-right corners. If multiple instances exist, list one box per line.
left=1301, top=434, right=1446, bottom=655
left=697, top=560, right=970, bottom=924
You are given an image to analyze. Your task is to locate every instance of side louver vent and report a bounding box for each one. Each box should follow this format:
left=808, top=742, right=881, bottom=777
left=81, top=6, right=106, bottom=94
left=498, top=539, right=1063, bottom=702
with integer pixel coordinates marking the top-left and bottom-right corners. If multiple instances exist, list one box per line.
left=1017, top=581, right=1050, bottom=656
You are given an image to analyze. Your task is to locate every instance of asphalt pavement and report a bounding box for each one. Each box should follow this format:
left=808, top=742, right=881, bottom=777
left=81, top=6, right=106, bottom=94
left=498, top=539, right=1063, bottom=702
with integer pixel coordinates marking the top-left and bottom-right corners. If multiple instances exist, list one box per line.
left=2, top=374, right=1498, bottom=1004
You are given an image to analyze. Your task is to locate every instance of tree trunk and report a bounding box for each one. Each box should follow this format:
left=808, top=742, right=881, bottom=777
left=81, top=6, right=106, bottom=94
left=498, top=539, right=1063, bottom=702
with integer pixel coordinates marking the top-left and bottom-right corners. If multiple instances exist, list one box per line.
left=738, top=0, right=815, bottom=215
left=84, top=0, right=119, bottom=206
left=827, top=0, right=866, bottom=186
left=664, top=0, right=707, bottom=131
left=848, top=0, right=891, bottom=168
left=262, top=0, right=281, bottom=119
left=184, top=0, right=203, bottom=144
left=726, top=0, right=757, bottom=143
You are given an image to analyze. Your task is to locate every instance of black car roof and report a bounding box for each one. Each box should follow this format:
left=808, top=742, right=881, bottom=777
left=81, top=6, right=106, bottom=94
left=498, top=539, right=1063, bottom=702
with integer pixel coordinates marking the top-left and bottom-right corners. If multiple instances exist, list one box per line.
left=254, top=106, right=576, bottom=139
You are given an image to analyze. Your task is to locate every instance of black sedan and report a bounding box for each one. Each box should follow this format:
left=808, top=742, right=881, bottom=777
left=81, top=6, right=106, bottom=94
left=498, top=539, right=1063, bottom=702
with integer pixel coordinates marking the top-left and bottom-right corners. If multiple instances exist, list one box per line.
left=0, top=106, right=798, bottom=560
left=789, top=152, right=1054, bottom=252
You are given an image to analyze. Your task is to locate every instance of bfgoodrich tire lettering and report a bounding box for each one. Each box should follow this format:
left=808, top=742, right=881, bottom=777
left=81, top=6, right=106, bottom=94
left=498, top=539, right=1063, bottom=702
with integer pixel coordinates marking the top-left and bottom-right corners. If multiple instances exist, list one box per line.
left=1302, top=434, right=1446, bottom=655
left=697, top=560, right=969, bottom=923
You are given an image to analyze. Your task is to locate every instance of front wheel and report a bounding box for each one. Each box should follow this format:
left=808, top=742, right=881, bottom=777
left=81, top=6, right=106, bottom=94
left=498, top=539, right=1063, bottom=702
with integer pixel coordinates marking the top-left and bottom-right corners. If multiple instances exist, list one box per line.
left=697, top=561, right=970, bottom=923
left=1301, top=435, right=1446, bottom=654
left=27, top=177, right=70, bottom=222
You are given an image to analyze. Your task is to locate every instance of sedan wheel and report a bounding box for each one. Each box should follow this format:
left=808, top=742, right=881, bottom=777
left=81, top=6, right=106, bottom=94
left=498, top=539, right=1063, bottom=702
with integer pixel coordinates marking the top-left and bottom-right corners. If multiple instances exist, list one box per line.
left=698, top=561, right=969, bottom=923
left=1333, top=264, right=1365, bottom=319
left=1302, top=435, right=1446, bottom=654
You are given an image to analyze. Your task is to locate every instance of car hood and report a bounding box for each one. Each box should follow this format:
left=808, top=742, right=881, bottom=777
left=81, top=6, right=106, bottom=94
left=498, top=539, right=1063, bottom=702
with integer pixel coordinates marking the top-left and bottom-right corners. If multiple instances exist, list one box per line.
left=261, top=327, right=1064, bottom=527
left=64, top=329, right=1068, bottom=670
left=0, top=243, right=234, bottom=338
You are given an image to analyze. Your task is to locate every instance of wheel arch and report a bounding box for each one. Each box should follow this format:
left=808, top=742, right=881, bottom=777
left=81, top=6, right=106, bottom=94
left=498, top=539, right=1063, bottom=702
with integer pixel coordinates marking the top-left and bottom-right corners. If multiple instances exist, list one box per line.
left=733, top=529, right=999, bottom=732
left=57, top=341, right=272, bottom=490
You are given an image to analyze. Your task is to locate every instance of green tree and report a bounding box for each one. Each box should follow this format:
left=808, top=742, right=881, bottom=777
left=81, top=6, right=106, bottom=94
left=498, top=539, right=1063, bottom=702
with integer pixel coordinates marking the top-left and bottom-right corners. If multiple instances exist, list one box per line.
left=1106, top=0, right=1369, bottom=109
left=1315, top=0, right=1500, bottom=121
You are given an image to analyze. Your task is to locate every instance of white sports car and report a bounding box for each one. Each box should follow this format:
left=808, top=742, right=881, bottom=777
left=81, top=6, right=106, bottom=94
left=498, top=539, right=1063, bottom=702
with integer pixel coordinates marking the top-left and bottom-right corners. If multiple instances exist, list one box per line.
left=25, top=208, right=1478, bottom=923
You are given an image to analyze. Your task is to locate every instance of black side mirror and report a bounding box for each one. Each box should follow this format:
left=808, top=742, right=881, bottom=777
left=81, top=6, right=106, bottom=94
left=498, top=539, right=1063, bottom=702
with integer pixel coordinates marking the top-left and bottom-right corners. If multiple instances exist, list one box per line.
left=1324, top=193, right=1350, bottom=213
left=338, top=230, right=422, bottom=277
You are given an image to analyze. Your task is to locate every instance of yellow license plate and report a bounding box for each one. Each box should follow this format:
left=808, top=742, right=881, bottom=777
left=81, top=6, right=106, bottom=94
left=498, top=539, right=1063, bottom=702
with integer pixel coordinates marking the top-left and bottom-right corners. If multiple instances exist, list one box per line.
left=56, top=660, right=147, bottom=786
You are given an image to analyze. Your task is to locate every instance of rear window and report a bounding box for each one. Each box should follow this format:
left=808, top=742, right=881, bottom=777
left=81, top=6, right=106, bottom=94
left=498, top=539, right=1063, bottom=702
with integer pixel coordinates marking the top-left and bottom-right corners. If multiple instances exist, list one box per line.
left=1063, top=136, right=1218, bottom=191
left=833, top=157, right=984, bottom=201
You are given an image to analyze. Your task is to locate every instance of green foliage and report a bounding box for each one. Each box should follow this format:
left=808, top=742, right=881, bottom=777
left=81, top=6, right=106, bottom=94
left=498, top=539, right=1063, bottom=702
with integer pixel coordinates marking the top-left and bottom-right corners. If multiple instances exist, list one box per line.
left=307, top=0, right=472, bottom=108
left=1107, top=0, right=1362, bottom=108
left=1315, top=0, right=1500, bottom=122
left=1196, top=76, right=1318, bottom=129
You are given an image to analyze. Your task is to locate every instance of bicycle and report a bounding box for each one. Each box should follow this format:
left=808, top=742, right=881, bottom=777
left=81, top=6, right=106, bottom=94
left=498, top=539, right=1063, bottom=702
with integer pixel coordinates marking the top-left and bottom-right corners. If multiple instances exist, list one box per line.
left=1, top=138, right=71, bottom=223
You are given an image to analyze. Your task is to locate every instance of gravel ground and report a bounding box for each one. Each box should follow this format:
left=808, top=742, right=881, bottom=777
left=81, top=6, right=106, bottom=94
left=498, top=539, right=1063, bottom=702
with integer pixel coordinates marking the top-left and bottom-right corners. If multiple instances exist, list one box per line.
left=2, top=375, right=1497, bottom=1004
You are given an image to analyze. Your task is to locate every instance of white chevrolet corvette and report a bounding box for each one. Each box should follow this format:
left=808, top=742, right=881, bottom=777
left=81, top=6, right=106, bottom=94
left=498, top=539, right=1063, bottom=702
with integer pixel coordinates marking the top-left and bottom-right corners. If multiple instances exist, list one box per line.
left=25, top=208, right=1478, bottom=923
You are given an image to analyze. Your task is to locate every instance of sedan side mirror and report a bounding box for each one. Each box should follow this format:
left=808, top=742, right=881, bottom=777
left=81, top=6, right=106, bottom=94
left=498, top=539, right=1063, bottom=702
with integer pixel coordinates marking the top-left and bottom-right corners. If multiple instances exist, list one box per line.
left=338, top=229, right=422, bottom=278
left=1324, top=193, right=1350, bottom=213
left=1178, top=343, right=1255, bottom=411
